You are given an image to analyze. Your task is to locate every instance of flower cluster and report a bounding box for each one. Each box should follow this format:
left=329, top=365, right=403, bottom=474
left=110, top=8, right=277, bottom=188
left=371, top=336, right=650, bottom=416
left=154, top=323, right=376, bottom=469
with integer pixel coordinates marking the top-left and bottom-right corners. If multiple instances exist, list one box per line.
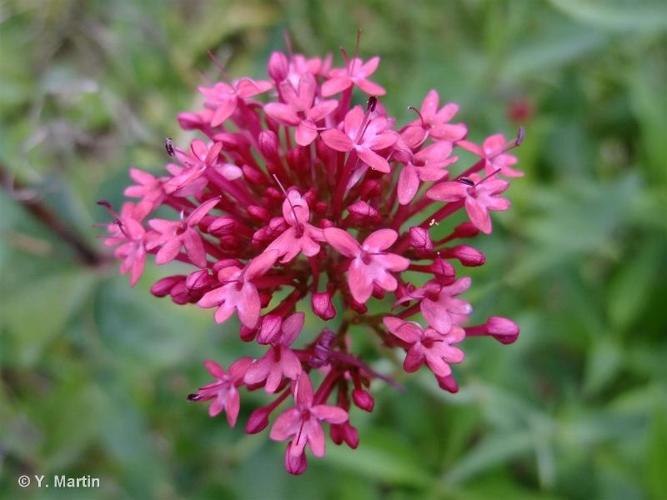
left=103, top=49, right=522, bottom=474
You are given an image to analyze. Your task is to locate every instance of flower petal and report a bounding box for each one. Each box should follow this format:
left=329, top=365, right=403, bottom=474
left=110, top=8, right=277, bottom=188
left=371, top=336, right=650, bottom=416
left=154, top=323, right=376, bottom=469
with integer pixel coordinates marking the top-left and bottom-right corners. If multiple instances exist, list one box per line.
left=324, top=228, right=360, bottom=257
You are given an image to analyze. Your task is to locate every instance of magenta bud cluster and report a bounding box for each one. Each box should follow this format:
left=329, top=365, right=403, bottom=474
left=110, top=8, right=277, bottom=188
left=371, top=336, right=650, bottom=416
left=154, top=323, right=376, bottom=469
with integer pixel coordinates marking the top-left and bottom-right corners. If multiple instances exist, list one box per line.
left=103, top=49, right=522, bottom=474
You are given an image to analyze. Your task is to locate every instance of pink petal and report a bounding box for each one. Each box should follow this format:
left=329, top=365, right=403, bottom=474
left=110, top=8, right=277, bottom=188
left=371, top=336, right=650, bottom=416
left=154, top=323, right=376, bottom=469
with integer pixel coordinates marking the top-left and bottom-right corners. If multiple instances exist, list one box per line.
left=281, top=312, right=304, bottom=346
left=214, top=302, right=235, bottom=324
left=421, top=90, right=440, bottom=118
left=374, top=253, right=410, bottom=272
left=197, top=285, right=227, bottom=308
left=357, top=147, right=390, bottom=173
left=155, top=238, right=182, bottom=264
left=307, top=100, right=338, bottom=122
left=359, top=56, right=379, bottom=76
left=244, top=354, right=272, bottom=385
left=435, top=102, right=459, bottom=122
left=266, top=363, right=283, bottom=393
left=321, top=129, right=354, bottom=152
left=189, top=197, right=220, bottom=225
left=311, top=405, right=348, bottom=424
left=398, top=165, right=420, bottom=205
left=209, top=395, right=225, bottom=417
left=426, top=181, right=468, bottom=201
left=321, top=76, right=351, bottom=97
left=296, top=73, right=317, bottom=110
left=348, top=260, right=373, bottom=304
left=363, top=229, right=398, bottom=252
left=270, top=408, right=301, bottom=441
left=306, top=419, right=326, bottom=457
left=465, top=197, right=492, bottom=234
left=403, top=345, right=424, bottom=372
left=204, top=359, right=226, bottom=378
left=356, top=78, right=386, bottom=96
left=264, top=102, right=300, bottom=125
left=295, top=374, right=314, bottom=408
left=367, top=131, right=397, bottom=151
left=237, top=283, right=260, bottom=328
left=235, top=78, right=272, bottom=97
left=324, top=228, right=360, bottom=257
left=384, top=318, right=422, bottom=343
left=211, top=99, right=237, bottom=127
left=344, top=106, right=365, bottom=136
left=431, top=123, right=467, bottom=141
left=129, top=253, right=145, bottom=286
left=279, top=347, right=302, bottom=380
left=421, top=298, right=452, bottom=334
left=424, top=352, right=451, bottom=377
left=295, top=122, right=318, bottom=146
left=183, top=230, right=206, bottom=267
left=216, top=163, right=243, bottom=180
left=245, top=250, right=278, bottom=280
left=226, top=388, right=240, bottom=426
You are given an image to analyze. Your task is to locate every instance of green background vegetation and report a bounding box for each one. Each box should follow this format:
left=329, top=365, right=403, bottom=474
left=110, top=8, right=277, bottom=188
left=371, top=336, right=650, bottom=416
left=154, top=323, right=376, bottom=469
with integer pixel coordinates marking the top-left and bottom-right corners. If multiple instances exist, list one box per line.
left=1, top=0, right=666, bottom=498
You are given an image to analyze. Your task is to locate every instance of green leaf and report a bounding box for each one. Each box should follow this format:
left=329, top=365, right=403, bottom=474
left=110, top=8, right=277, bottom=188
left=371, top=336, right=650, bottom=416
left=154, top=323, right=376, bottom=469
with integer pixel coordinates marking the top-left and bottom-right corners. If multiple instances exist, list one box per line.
left=548, top=0, right=667, bottom=32
left=0, top=269, right=97, bottom=367
left=326, top=430, right=432, bottom=488
left=443, top=431, right=534, bottom=484
left=607, top=240, right=662, bottom=332
left=584, top=338, right=622, bottom=395
left=646, top=407, right=667, bottom=499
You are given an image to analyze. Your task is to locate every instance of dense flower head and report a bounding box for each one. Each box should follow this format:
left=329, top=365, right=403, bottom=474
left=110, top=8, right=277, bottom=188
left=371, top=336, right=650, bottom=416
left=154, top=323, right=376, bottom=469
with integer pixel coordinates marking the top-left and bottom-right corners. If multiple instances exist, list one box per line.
left=103, top=48, right=522, bottom=475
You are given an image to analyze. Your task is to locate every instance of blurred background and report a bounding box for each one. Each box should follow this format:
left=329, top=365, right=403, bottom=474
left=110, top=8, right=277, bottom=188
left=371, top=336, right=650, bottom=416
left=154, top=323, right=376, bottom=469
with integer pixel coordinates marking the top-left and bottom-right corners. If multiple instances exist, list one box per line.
left=1, top=0, right=666, bottom=498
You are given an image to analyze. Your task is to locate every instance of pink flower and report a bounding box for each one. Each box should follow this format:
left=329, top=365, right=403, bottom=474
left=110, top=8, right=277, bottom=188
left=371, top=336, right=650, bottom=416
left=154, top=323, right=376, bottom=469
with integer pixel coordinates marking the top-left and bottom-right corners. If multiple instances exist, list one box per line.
left=146, top=197, right=220, bottom=267
left=244, top=312, right=304, bottom=392
left=270, top=374, right=348, bottom=474
left=383, top=317, right=465, bottom=377
left=165, top=139, right=241, bottom=195
left=265, top=73, right=338, bottom=146
left=266, top=189, right=324, bottom=262
left=188, top=358, right=251, bottom=426
left=322, top=56, right=385, bottom=96
left=412, top=89, right=467, bottom=142
left=417, top=277, right=473, bottom=334
left=397, top=141, right=458, bottom=205
left=199, top=78, right=273, bottom=127
left=106, top=49, right=522, bottom=475
left=123, top=168, right=165, bottom=211
left=321, top=105, right=397, bottom=172
left=103, top=202, right=148, bottom=286
left=324, top=228, right=409, bottom=303
left=426, top=174, right=511, bottom=234
left=458, top=133, right=523, bottom=177
left=197, top=250, right=277, bottom=328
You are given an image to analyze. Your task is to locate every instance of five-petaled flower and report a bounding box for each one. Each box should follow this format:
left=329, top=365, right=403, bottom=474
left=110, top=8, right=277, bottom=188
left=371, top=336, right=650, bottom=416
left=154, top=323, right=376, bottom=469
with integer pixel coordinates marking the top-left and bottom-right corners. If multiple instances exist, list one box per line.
left=199, top=78, right=273, bottom=127
left=383, top=317, right=465, bottom=378
left=324, top=228, right=410, bottom=304
left=187, top=358, right=251, bottom=426
left=270, top=374, right=348, bottom=471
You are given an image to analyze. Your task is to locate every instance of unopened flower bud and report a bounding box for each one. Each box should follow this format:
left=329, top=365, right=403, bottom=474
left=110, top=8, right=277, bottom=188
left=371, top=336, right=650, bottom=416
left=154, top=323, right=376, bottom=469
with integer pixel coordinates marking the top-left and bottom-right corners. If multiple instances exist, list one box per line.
left=312, top=291, right=336, bottom=320
left=443, top=245, right=486, bottom=266
left=436, top=374, right=459, bottom=393
left=409, top=227, right=433, bottom=251
left=352, top=388, right=375, bottom=412
left=257, top=314, right=282, bottom=344
left=151, top=275, right=184, bottom=297
left=268, top=52, right=289, bottom=81
left=486, top=316, right=520, bottom=345
left=258, top=130, right=279, bottom=160
left=245, top=406, right=271, bottom=434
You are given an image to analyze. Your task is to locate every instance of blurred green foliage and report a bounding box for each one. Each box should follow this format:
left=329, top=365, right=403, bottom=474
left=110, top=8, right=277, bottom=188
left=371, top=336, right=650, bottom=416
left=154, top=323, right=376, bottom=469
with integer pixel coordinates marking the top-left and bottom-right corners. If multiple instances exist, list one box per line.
left=1, top=0, right=666, bottom=498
